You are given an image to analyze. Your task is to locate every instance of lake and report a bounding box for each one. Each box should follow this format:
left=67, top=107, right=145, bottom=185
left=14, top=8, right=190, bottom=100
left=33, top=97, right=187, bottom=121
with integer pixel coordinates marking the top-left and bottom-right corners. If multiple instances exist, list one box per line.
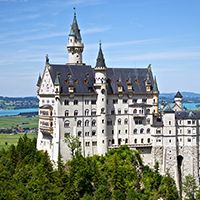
left=0, top=108, right=38, bottom=117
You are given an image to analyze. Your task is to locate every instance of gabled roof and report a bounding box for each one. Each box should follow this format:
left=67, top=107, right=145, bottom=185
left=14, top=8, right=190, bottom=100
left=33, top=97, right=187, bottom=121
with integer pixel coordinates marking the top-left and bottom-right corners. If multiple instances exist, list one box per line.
left=163, top=104, right=175, bottom=113
left=175, top=91, right=183, bottom=98
left=153, top=77, right=159, bottom=93
left=46, top=64, right=154, bottom=95
left=36, top=74, right=42, bottom=87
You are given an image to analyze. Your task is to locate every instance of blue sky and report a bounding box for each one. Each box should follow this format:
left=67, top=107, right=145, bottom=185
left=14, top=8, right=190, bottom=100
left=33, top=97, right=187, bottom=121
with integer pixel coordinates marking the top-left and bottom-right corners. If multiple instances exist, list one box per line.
left=0, top=0, right=200, bottom=96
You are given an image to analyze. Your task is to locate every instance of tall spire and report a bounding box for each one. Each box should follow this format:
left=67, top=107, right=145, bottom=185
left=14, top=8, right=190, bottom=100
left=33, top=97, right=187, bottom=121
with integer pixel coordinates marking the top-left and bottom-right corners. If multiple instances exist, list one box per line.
left=95, top=42, right=106, bottom=69
left=153, top=76, right=159, bottom=93
left=67, top=8, right=84, bottom=64
left=69, top=8, right=82, bottom=42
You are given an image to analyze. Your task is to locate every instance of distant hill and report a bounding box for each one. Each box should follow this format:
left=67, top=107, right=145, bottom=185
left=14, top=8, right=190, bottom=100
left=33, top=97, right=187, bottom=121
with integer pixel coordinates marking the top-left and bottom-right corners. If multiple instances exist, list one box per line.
left=160, top=92, right=200, bottom=103
left=0, top=96, right=38, bottom=110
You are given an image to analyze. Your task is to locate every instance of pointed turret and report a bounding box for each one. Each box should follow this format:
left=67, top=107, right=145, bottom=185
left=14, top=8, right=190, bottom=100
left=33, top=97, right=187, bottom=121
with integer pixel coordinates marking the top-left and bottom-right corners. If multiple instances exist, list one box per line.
left=36, top=74, right=42, bottom=87
left=175, top=91, right=183, bottom=98
left=95, top=42, right=106, bottom=70
left=67, top=8, right=84, bottom=64
left=153, top=77, right=159, bottom=93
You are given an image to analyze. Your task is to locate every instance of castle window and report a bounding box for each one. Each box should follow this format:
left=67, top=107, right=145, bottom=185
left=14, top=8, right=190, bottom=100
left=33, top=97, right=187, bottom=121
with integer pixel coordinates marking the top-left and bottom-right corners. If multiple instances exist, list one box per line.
left=118, top=118, right=121, bottom=125
left=77, top=120, right=82, bottom=127
left=156, top=129, right=161, bottom=134
left=134, top=129, right=137, bottom=134
left=85, top=132, right=89, bottom=136
left=85, top=120, right=89, bottom=127
left=147, top=128, right=150, bottom=134
left=118, top=130, right=121, bottom=134
left=118, top=109, right=121, bottom=114
left=91, top=100, right=96, bottom=105
left=125, top=129, right=128, bottom=134
left=132, top=99, right=137, bottom=103
left=169, top=130, right=171, bottom=134
left=188, top=138, right=191, bottom=142
left=78, top=131, right=82, bottom=137
left=123, top=99, right=128, bottom=104
left=92, top=131, right=96, bottom=136
left=140, top=128, right=144, bottom=134
left=112, top=139, right=115, bottom=144
left=118, top=138, right=121, bottom=145
left=192, top=120, right=195, bottom=125
left=91, top=109, right=96, bottom=116
left=92, top=141, right=97, bottom=146
left=124, top=109, right=128, bottom=114
left=147, top=138, right=150, bottom=143
left=125, top=138, right=128, bottom=143
left=102, top=119, right=104, bottom=124
left=141, top=138, right=144, bottom=143
left=133, top=109, right=137, bottom=114
left=134, top=139, right=137, bottom=144
left=187, top=120, right=191, bottom=125
left=85, top=109, right=89, bottom=116
left=85, top=142, right=90, bottom=146
left=111, top=110, right=115, bottom=115
left=64, top=120, right=70, bottom=128
left=74, top=110, right=78, bottom=116
left=188, top=129, right=191, bottom=134
left=74, top=100, right=78, bottom=105
left=92, top=120, right=96, bottom=127
left=169, top=121, right=171, bottom=125
left=85, top=100, right=89, bottom=105
left=124, top=118, right=128, bottom=124
left=102, top=130, right=104, bottom=134
left=146, top=118, right=150, bottom=124
left=113, top=99, right=118, bottom=104
left=101, top=108, right=105, bottom=113
left=101, top=89, right=105, bottom=94
left=142, top=99, right=147, bottom=103
left=169, top=139, right=171, bottom=143
left=65, top=110, right=69, bottom=116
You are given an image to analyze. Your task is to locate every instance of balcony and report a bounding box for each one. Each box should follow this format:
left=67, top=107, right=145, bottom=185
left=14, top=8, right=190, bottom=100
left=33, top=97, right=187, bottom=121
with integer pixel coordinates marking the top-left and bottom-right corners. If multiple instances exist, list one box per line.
left=109, top=143, right=152, bottom=149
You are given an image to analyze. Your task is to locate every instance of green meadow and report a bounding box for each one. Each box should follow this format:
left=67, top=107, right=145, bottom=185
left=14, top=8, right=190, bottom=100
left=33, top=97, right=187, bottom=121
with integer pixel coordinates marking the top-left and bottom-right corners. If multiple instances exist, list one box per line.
left=0, top=115, right=38, bottom=149
left=0, top=115, right=38, bottom=129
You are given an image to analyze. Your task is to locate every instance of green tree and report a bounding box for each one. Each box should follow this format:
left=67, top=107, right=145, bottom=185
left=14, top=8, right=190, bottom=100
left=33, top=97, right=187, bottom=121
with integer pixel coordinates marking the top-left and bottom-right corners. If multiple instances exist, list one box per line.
left=183, top=175, right=197, bottom=200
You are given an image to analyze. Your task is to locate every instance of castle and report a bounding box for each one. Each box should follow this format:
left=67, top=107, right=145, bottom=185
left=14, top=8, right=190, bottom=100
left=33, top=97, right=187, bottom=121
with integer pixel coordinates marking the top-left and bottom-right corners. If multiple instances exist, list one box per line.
left=36, top=11, right=200, bottom=192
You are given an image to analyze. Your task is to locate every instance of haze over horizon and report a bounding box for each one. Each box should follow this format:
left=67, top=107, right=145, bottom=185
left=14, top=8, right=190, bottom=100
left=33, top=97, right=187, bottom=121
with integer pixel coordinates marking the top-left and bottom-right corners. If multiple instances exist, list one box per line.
left=0, top=0, right=200, bottom=96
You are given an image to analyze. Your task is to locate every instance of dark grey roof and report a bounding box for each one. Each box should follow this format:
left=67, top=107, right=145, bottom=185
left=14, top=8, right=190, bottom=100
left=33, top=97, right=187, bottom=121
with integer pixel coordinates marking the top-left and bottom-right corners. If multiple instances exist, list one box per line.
left=153, top=77, right=159, bottom=93
left=163, top=104, right=174, bottom=113
left=39, top=105, right=53, bottom=109
left=47, top=64, right=154, bottom=95
left=95, top=44, right=106, bottom=69
left=36, top=74, right=42, bottom=87
left=175, top=110, right=200, bottom=119
left=175, top=91, right=183, bottom=98
left=69, top=13, right=82, bottom=42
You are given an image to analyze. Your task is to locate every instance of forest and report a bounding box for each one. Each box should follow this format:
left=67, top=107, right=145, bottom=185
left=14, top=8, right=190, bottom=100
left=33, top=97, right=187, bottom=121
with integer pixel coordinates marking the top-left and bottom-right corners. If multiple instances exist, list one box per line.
left=0, top=135, right=199, bottom=200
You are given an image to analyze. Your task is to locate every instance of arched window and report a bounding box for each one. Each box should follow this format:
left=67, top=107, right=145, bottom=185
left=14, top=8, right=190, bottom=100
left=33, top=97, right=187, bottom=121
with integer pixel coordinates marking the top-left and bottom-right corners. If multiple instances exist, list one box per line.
left=64, top=120, right=70, bottom=128
left=147, top=128, right=150, bottom=134
left=92, top=120, right=96, bottom=127
left=134, top=129, right=137, bottom=134
left=91, top=109, right=96, bottom=116
left=77, top=120, right=82, bottom=127
left=118, top=118, right=121, bottom=125
left=85, top=120, right=89, bottom=127
left=140, top=128, right=144, bottom=134
left=78, top=131, right=82, bottom=137
left=124, top=118, right=128, bottom=124
left=125, top=138, right=128, bottom=144
left=85, top=109, right=89, bottom=116
left=74, top=110, right=78, bottom=116
left=118, top=109, right=121, bottom=114
left=133, top=109, right=137, bottom=114
left=147, top=138, right=150, bottom=143
left=134, top=139, right=137, bottom=144
left=65, top=110, right=69, bottom=116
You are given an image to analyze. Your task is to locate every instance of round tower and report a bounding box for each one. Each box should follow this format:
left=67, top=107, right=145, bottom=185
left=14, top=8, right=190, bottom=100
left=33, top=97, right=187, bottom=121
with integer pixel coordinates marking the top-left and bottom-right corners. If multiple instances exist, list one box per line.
left=94, top=43, right=108, bottom=155
left=67, top=9, right=84, bottom=64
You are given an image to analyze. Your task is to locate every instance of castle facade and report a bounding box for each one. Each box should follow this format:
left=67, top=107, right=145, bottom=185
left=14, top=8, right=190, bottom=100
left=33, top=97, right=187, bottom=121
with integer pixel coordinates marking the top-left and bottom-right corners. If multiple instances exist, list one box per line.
left=36, top=12, right=200, bottom=191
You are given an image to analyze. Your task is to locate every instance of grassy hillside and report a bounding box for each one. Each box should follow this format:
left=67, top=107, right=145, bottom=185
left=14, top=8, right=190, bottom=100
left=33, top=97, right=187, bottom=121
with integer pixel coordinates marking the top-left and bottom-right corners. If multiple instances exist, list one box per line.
left=0, top=133, right=37, bottom=150
left=0, top=115, right=38, bottom=129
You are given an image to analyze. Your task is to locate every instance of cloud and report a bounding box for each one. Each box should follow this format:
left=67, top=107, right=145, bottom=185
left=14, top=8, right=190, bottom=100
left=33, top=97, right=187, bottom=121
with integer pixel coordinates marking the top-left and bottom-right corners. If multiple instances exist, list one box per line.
left=82, top=27, right=110, bottom=35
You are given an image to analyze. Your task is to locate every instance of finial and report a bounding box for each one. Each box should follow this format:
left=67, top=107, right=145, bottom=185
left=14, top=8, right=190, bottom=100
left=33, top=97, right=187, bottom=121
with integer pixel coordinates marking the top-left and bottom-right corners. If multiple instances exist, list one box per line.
left=45, top=54, right=49, bottom=64
left=73, top=7, right=76, bottom=16
left=99, top=40, right=102, bottom=48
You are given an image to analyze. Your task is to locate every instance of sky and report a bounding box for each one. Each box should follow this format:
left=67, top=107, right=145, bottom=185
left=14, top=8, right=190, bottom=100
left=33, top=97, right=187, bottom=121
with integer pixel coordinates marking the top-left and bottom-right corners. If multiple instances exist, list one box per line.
left=0, top=0, right=200, bottom=96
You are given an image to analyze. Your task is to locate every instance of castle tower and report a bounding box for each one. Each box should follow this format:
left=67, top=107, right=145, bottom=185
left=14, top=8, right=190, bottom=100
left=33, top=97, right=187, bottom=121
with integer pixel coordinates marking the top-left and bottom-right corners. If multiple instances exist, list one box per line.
left=174, top=91, right=183, bottom=111
left=94, top=43, right=108, bottom=155
left=67, top=9, right=84, bottom=64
